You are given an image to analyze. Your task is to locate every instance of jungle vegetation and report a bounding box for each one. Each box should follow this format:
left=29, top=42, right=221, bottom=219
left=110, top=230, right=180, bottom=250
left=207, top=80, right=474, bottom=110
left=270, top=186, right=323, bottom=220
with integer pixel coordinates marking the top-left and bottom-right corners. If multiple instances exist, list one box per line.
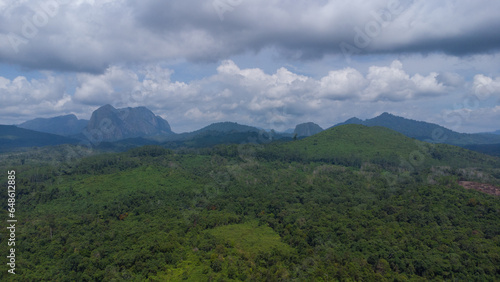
left=0, top=125, right=499, bottom=281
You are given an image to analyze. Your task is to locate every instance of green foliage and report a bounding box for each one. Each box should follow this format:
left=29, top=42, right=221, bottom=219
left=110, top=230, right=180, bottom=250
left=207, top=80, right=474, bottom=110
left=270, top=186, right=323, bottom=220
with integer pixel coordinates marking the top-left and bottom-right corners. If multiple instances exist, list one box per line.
left=261, top=124, right=500, bottom=170
left=464, top=143, right=500, bottom=157
left=1, top=123, right=500, bottom=281
left=207, top=221, right=294, bottom=259
left=345, top=112, right=500, bottom=146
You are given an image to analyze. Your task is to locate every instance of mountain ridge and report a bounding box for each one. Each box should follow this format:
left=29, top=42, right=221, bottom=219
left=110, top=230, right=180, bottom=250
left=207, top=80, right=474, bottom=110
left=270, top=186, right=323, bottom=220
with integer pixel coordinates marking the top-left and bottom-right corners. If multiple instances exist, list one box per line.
left=0, top=125, right=79, bottom=152
left=7, top=107, right=500, bottom=154
left=19, top=114, right=89, bottom=136
left=333, top=112, right=500, bottom=146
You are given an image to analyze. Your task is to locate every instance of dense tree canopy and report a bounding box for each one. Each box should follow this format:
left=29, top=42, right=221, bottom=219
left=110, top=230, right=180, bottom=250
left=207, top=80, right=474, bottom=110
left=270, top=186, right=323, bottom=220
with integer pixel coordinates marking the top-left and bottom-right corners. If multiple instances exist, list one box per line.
left=1, top=128, right=499, bottom=281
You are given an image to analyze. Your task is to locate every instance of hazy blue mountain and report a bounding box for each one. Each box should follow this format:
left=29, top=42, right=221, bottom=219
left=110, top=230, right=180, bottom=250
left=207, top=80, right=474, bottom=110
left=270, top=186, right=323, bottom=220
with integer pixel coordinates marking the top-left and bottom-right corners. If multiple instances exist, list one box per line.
left=294, top=122, right=323, bottom=137
left=0, top=125, right=79, bottom=152
left=82, top=105, right=173, bottom=142
left=333, top=112, right=500, bottom=146
left=332, top=117, right=363, bottom=127
left=491, top=130, right=500, bottom=135
left=193, top=122, right=260, bottom=134
left=187, top=122, right=295, bottom=142
left=93, top=121, right=292, bottom=151
left=19, top=114, right=88, bottom=136
left=161, top=122, right=261, bottom=142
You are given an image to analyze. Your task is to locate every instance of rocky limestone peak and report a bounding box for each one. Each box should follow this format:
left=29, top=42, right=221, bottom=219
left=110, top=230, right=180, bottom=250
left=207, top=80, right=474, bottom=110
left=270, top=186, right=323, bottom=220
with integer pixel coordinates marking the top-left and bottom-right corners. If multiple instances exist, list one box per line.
left=294, top=122, right=324, bottom=137
left=84, top=105, right=173, bottom=142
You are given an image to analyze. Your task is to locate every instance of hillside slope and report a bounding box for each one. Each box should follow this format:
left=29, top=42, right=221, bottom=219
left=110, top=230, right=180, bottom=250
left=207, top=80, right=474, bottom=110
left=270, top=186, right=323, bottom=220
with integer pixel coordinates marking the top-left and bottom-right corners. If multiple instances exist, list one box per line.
left=334, top=112, right=500, bottom=146
left=272, top=124, right=500, bottom=169
left=0, top=125, right=79, bottom=152
left=19, top=114, right=88, bottom=136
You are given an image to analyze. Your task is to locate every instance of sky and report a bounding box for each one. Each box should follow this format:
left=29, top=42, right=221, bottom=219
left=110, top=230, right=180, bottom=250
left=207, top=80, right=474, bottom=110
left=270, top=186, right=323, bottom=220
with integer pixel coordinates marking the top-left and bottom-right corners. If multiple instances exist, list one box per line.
left=0, top=0, right=499, bottom=133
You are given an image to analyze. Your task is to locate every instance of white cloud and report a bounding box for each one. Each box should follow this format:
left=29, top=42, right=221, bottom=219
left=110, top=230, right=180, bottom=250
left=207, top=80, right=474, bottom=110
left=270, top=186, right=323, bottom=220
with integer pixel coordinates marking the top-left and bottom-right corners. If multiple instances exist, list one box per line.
left=73, top=65, right=196, bottom=109
left=472, top=74, right=500, bottom=100
left=319, top=68, right=367, bottom=100
left=1, top=59, right=498, bottom=132
left=0, top=73, right=81, bottom=123
left=363, top=60, right=446, bottom=101
left=69, top=60, right=453, bottom=129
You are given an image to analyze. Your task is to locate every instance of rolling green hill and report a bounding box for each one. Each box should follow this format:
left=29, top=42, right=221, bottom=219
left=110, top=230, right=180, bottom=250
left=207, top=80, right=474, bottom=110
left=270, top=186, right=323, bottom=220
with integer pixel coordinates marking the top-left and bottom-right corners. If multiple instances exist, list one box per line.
left=334, top=112, right=500, bottom=146
left=264, top=124, right=500, bottom=170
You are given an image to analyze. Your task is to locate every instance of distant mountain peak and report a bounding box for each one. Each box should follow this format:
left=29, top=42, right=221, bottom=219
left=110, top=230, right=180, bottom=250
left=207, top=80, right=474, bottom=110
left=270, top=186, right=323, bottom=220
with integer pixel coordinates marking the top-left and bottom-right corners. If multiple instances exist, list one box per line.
left=294, top=122, right=323, bottom=137
left=331, top=117, right=363, bottom=127
left=194, top=122, right=261, bottom=134
left=84, top=105, right=173, bottom=142
left=345, top=117, right=364, bottom=123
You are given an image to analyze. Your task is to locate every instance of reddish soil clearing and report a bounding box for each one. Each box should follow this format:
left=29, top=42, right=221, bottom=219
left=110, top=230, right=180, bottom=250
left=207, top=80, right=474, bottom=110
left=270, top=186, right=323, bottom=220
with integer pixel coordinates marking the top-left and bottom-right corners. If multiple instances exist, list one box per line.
left=458, top=181, right=500, bottom=196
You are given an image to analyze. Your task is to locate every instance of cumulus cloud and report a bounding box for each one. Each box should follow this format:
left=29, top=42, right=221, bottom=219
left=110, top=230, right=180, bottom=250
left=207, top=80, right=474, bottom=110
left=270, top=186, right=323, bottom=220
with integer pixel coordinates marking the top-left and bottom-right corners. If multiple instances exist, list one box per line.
left=472, top=74, right=500, bottom=100
left=0, top=73, right=81, bottom=123
left=74, top=64, right=197, bottom=111
left=1, top=0, right=500, bottom=73
left=363, top=60, right=446, bottom=101
left=1, top=59, right=498, bottom=132
left=319, top=68, right=367, bottom=100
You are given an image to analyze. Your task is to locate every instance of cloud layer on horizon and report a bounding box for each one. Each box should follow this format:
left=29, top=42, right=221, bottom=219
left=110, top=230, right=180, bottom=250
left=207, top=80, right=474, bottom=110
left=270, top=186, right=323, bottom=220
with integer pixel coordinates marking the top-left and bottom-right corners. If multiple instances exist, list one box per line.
left=1, top=60, right=499, bottom=132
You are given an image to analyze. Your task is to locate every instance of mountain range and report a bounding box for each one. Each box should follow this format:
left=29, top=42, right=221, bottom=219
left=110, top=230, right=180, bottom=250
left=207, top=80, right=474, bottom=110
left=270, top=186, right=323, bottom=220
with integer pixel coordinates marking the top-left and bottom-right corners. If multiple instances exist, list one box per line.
left=2, top=105, right=500, bottom=155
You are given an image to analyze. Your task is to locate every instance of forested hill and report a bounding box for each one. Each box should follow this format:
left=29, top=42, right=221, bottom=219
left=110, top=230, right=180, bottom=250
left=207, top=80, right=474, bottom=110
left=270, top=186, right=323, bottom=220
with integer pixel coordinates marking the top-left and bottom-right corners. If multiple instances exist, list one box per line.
left=0, top=124, right=499, bottom=280
left=334, top=112, right=500, bottom=146
left=265, top=124, right=500, bottom=169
